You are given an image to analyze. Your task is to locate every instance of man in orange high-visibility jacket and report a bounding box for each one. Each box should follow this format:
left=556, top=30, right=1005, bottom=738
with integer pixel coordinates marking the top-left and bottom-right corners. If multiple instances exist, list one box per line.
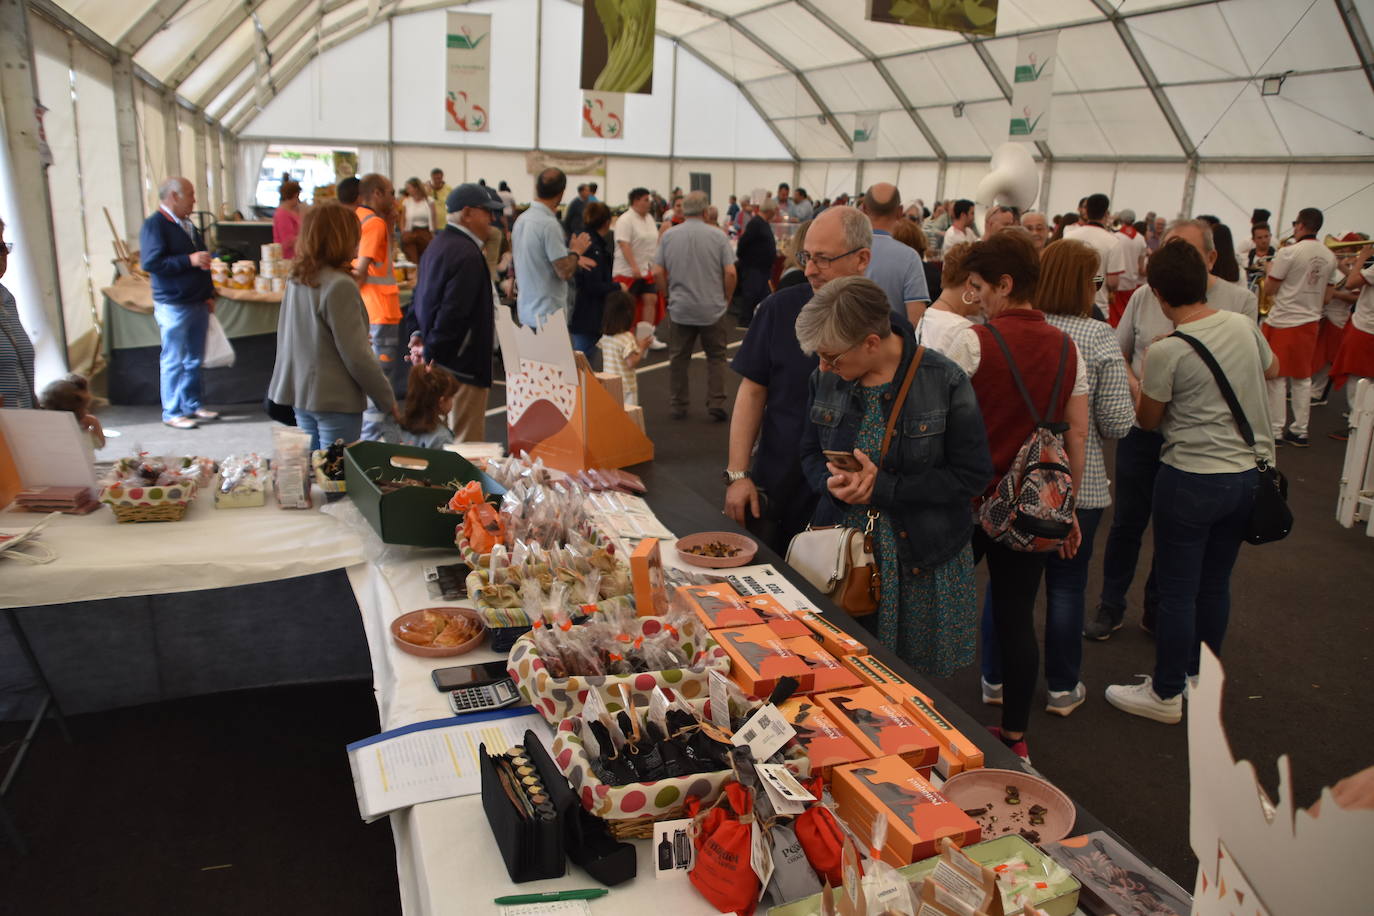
left=354, top=173, right=402, bottom=440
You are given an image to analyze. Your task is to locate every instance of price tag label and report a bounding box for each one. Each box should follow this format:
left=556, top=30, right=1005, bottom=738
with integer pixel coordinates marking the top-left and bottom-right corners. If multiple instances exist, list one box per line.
left=708, top=669, right=732, bottom=731
left=730, top=703, right=795, bottom=761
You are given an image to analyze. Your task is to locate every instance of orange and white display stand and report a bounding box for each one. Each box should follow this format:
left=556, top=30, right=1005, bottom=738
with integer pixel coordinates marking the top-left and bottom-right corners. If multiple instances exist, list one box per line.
left=495, top=309, right=652, bottom=473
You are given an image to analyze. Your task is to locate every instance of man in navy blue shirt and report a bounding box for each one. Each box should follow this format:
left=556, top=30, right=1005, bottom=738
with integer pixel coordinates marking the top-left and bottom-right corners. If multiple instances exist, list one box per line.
left=724, top=205, right=874, bottom=553
left=140, top=177, right=217, bottom=429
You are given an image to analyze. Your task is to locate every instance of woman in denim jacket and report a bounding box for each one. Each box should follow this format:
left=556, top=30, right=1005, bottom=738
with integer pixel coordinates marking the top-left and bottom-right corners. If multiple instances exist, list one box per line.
left=797, top=277, right=993, bottom=677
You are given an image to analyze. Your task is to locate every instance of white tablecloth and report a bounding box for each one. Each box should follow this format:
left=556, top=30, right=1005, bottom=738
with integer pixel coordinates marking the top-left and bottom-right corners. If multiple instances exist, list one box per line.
left=0, top=495, right=367, bottom=609
left=333, top=499, right=718, bottom=916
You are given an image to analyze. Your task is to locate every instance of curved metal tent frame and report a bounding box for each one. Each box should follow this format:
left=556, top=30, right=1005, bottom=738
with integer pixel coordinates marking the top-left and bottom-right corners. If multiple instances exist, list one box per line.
left=26, top=0, right=1374, bottom=166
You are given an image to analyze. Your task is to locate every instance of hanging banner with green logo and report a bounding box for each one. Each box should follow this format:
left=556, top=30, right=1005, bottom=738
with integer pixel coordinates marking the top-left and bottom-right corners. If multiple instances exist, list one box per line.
left=852, top=112, right=879, bottom=159
left=1008, top=32, right=1057, bottom=142
left=867, top=0, right=998, bottom=36
left=445, top=12, right=491, bottom=132
left=581, top=0, right=655, bottom=94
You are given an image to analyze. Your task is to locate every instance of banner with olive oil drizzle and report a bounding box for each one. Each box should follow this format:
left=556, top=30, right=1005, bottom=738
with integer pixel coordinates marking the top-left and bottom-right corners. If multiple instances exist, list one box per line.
left=581, top=0, right=655, bottom=94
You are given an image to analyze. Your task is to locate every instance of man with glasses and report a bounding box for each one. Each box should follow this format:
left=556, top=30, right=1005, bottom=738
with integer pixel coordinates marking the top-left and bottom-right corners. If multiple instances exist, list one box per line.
left=0, top=217, right=37, bottom=409
left=723, top=205, right=874, bottom=553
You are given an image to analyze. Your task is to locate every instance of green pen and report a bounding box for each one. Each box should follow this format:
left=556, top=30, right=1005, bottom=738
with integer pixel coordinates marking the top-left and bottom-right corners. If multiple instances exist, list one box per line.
left=493, top=888, right=609, bottom=905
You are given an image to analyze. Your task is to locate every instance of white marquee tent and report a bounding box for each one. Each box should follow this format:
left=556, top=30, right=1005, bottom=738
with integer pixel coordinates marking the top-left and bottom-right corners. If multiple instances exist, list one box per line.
left=3, top=0, right=1373, bottom=387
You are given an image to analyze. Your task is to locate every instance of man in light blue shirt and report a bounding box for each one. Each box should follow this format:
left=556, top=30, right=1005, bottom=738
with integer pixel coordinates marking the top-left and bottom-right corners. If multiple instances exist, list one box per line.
left=790, top=188, right=815, bottom=222
left=860, top=182, right=931, bottom=325
left=513, top=168, right=590, bottom=327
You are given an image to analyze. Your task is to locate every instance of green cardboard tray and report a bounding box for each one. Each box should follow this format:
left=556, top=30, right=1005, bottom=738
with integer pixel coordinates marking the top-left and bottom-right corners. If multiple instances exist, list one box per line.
left=343, top=441, right=504, bottom=548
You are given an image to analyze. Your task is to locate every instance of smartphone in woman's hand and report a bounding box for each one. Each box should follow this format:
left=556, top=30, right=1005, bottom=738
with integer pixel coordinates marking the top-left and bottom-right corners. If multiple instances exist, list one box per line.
left=823, top=449, right=862, bottom=472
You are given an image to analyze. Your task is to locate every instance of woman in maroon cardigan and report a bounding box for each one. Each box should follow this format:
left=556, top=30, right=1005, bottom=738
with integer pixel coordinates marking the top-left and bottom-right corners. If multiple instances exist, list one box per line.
left=944, top=229, right=1089, bottom=762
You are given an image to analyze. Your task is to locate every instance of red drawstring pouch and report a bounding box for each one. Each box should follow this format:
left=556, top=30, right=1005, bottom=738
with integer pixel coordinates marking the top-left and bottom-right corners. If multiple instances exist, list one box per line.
left=794, top=776, right=852, bottom=889
left=687, top=783, right=759, bottom=915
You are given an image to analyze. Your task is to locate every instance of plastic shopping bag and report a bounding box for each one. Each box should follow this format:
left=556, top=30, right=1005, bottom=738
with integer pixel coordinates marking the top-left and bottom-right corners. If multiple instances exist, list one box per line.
left=204, top=314, right=236, bottom=368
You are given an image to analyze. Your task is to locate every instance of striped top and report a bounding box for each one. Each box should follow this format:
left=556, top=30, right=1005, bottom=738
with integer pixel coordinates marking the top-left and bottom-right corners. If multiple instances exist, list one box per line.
left=1047, top=314, right=1135, bottom=508
left=0, top=284, right=35, bottom=409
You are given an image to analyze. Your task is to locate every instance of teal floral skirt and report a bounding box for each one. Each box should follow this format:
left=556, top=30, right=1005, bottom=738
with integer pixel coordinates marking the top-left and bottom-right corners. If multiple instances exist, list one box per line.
left=840, top=383, right=977, bottom=678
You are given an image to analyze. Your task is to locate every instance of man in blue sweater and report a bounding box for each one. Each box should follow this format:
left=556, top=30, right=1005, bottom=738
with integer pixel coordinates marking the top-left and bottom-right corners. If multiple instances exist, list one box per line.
left=140, top=177, right=218, bottom=429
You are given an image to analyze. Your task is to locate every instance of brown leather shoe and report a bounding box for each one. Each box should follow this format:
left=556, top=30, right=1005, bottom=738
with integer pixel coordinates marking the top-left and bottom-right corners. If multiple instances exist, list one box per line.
left=163, top=416, right=199, bottom=430
left=193, top=408, right=220, bottom=420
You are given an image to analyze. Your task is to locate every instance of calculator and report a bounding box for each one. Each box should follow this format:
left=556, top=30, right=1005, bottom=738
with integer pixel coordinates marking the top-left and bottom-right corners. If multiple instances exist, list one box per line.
left=447, top=678, right=522, bottom=715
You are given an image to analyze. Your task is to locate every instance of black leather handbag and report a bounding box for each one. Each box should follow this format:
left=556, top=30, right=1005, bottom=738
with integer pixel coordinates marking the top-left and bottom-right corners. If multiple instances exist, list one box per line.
left=1170, top=331, right=1293, bottom=545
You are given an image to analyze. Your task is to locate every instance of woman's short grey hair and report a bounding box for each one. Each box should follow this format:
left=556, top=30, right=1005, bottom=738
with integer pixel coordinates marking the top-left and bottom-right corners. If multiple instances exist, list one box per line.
left=759, top=197, right=778, bottom=214
left=795, top=276, right=892, bottom=356
left=834, top=205, right=874, bottom=252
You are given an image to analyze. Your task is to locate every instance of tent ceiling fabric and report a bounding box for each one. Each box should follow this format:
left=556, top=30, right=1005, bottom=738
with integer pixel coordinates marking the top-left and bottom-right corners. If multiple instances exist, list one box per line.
left=44, top=0, right=1374, bottom=162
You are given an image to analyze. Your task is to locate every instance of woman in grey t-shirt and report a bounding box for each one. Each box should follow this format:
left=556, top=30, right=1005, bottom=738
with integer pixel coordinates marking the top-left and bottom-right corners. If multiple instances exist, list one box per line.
left=1105, top=240, right=1280, bottom=725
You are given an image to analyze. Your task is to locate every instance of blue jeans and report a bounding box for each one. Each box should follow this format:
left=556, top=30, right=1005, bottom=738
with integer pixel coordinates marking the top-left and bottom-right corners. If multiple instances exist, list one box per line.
left=362, top=322, right=403, bottom=441
left=294, top=409, right=362, bottom=453
left=152, top=302, right=208, bottom=421
left=1151, top=464, right=1256, bottom=699
left=981, top=507, right=1105, bottom=693
left=1099, top=427, right=1163, bottom=613
left=571, top=332, right=601, bottom=368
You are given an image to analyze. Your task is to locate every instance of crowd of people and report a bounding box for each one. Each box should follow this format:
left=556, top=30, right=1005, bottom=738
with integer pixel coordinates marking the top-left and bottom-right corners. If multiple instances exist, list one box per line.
left=2, top=165, right=1371, bottom=764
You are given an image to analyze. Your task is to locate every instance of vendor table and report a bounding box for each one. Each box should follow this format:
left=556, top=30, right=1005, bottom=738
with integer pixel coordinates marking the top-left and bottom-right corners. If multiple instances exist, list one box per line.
left=1, top=467, right=1177, bottom=913
left=0, top=497, right=372, bottom=720
left=100, top=284, right=413, bottom=406
left=342, top=466, right=1140, bottom=916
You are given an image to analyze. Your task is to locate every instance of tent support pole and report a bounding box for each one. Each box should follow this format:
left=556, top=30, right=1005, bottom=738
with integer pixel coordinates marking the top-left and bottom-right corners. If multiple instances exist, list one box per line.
left=1181, top=158, right=1199, bottom=218
left=223, top=129, right=239, bottom=216
left=1276, top=164, right=1291, bottom=236
left=533, top=0, right=543, bottom=151
left=193, top=112, right=208, bottom=209
left=163, top=89, right=182, bottom=177
left=935, top=160, right=947, bottom=203
left=209, top=125, right=223, bottom=216
left=112, top=54, right=145, bottom=239
left=386, top=17, right=394, bottom=176
left=0, top=0, right=68, bottom=374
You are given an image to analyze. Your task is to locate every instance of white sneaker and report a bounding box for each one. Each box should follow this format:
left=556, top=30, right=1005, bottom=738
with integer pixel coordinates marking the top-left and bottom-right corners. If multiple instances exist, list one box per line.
left=1105, top=676, right=1182, bottom=724
left=649, top=337, right=668, bottom=351
left=980, top=677, right=1003, bottom=706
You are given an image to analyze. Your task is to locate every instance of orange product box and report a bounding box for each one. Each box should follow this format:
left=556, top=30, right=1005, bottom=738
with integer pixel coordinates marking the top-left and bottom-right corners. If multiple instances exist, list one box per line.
left=631, top=538, right=670, bottom=617
left=797, top=610, right=867, bottom=657
left=831, top=756, right=982, bottom=866
left=740, top=594, right=812, bottom=639
left=841, top=656, right=983, bottom=774
left=840, top=654, right=935, bottom=706
left=714, top=624, right=815, bottom=698
left=782, top=636, right=864, bottom=693
left=814, top=686, right=940, bottom=770
left=675, top=583, right=763, bottom=629
left=777, top=696, right=868, bottom=778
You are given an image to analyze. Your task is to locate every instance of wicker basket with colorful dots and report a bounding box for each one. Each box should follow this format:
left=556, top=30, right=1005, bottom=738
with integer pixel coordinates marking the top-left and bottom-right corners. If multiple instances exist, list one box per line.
left=99, top=480, right=198, bottom=523
left=549, top=698, right=811, bottom=832
left=505, top=615, right=729, bottom=724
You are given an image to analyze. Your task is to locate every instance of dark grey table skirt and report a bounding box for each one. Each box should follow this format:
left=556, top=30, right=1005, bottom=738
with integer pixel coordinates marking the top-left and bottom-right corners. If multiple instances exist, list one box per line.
left=1, top=569, right=370, bottom=721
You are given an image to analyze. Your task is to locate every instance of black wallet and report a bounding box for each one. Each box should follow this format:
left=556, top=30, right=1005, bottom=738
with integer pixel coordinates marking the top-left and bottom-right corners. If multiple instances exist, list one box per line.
left=480, top=730, right=573, bottom=883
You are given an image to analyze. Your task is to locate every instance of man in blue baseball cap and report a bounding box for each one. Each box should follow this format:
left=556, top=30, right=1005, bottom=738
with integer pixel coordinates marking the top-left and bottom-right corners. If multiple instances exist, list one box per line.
left=409, top=182, right=504, bottom=441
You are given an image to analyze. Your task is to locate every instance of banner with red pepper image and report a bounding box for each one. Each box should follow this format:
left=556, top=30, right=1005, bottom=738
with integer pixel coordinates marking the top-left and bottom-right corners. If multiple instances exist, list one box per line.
left=581, top=92, right=625, bottom=140
left=445, top=12, right=490, bottom=132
